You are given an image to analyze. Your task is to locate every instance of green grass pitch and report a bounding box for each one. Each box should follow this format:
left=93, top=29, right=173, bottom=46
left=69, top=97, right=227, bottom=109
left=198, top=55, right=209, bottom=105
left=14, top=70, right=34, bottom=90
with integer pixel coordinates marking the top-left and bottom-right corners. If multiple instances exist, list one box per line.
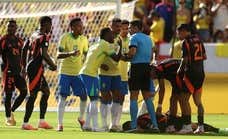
left=0, top=112, right=228, bottom=139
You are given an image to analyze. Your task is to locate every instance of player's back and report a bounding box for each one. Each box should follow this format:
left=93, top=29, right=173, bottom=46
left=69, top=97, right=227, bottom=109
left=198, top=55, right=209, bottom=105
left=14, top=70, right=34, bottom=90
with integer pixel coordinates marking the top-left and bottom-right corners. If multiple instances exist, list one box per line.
left=27, top=31, right=49, bottom=73
left=80, top=39, right=115, bottom=77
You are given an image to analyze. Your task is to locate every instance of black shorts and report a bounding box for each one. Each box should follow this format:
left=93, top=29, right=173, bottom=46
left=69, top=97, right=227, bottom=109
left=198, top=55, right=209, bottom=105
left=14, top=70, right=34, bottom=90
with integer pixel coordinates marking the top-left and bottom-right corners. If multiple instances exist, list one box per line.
left=27, top=66, right=49, bottom=92
left=128, top=63, right=151, bottom=91
left=2, top=72, right=27, bottom=93
left=184, top=69, right=205, bottom=93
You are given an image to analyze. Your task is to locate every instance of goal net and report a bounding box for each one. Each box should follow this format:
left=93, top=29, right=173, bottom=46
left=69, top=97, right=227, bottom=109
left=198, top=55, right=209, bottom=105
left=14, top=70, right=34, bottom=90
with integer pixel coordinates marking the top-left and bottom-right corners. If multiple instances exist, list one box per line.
left=0, top=0, right=136, bottom=112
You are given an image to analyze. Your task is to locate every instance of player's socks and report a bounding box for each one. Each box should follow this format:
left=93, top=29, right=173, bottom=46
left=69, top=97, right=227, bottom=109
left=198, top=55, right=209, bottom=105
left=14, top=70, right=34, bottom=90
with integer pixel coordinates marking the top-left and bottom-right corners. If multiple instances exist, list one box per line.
left=91, top=100, right=99, bottom=130
left=79, top=100, right=87, bottom=121
left=111, top=102, right=119, bottom=126
left=144, top=98, right=158, bottom=127
left=130, top=100, right=138, bottom=129
left=115, top=104, right=123, bottom=126
left=198, top=115, right=204, bottom=125
left=40, top=92, right=49, bottom=120
left=57, top=96, right=66, bottom=126
left=100, top=103, right=108, bottom=128
left=83, top=102, right=91, bottom=129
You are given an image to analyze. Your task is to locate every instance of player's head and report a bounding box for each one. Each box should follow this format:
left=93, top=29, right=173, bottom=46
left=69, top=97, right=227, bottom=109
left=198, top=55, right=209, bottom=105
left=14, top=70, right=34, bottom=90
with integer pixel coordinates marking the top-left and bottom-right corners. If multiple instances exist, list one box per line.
left=7, top=19, right=17, bottom=35
left=120, top=20, right=129, bottom=38
left=100, top=27, right=114, bottom=43
left=177, top=24, right=191, bottom=40
left=70, top=17, right=83, bottom=36
left=110, top=18, right=121, bottom=35
left=39, top=16, right=52, bottom=33
left=129, top=20, right=143, bottom=35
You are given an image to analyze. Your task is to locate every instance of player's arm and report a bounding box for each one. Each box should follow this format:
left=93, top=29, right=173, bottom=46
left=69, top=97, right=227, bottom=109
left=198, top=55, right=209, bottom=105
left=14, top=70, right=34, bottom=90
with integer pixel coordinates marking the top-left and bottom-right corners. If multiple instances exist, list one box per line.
left=156, top=79, right=165, bottom=115
left=42, top=47, right=57, bottom=71
left=21, top=39, right=30, bottom=68
left=109, top=39, right=122, bottom=62
left=57, top=48, right=80, bottom=59
left=121, top=45, right=136, bottom=61
left=41, top=37, right=57, bottom=71
left=177, top=41, right=188, bottom=74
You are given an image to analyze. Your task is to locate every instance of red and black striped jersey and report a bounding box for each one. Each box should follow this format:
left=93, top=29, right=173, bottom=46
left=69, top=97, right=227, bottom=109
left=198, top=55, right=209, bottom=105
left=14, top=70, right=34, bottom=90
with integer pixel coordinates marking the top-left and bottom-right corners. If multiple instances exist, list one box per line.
left=0, top=35, right=24, bottom=75
left=27, top=31, right=50, bottom=71
left=155, top=58, right=183, bottom=92
left=182, top=35, right=207, bottom=65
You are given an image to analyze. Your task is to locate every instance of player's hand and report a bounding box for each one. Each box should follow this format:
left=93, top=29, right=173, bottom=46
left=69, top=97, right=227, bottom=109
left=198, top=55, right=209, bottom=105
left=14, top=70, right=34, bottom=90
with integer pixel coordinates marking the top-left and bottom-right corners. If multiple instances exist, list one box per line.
left=70, top=49, right=80, bottom=57
left=100, top=64, right=109, bottom=71
left=49, top=64, right=57, bottom=71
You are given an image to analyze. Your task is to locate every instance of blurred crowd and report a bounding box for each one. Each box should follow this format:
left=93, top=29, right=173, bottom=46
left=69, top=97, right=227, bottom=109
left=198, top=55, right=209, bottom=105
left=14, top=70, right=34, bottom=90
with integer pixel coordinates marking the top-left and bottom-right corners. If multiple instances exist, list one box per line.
left=122, top=0, right=228, bottom=43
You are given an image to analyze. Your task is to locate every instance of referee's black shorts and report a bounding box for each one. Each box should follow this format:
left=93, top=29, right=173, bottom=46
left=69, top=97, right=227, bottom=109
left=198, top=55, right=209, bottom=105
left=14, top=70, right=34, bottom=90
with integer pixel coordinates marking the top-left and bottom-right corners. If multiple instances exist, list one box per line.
left=128, top=63, right=151, bottom=91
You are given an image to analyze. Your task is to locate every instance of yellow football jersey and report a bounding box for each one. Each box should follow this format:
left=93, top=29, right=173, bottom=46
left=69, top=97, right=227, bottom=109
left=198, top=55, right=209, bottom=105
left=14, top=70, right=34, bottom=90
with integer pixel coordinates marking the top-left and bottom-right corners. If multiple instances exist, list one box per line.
left=58, top=33, right=88, bottom=75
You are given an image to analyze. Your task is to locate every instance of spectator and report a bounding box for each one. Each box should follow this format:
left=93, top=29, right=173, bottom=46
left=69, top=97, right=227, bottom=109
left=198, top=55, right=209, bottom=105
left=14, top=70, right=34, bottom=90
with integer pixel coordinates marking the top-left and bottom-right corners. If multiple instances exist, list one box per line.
left=155, top=0, right=174, bottom=42
left=213, top=30, right=224, bottom=43
left=193, top=1, right=212, bottom=42
left=149, top=11, right=165, bottom=45
left=211, top=0, right=228, bottom=34
left=176, top=0, right=191, bottom=27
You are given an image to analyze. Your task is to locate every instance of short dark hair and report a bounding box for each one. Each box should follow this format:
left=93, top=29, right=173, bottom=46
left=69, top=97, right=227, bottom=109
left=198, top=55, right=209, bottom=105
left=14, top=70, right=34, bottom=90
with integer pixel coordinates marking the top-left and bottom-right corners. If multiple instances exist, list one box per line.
left=177, top=24, right=191, bottom=32
left=39, top=16, right=52, bottom=26
left=111, top=18, right=121, bottom=24
left=100, top=27, right=111, bottom=39
left=121, top=19, right=129, bottom=25
left=8, top=19, right=16, bottom=24
left=70, top=17, right=82, bottom=27
left=130, top=20, right=143, bottom=30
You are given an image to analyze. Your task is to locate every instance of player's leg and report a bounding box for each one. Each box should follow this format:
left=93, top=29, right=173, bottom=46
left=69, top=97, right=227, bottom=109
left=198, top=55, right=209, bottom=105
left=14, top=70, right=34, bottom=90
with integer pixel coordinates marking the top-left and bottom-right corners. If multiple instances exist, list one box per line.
left=115, top=81, right=128, bottom=129
left=81, top=74, right=100, bottom=131
left=38, top=76, right=52, bottom=129
left=128, top=64, right=140, bottom=131
left=56, top=74, right=71, bottom=131
left=99, top=75, right=112, bottom=130
left=110, top=75, right=122, bottom=131
left=141, top=66, right=159, bottom=132
left=177, top=92, right=193, bottom=134
left=193, top=89, right=205, bottom=134
left=3, top=74, right=16, bottom=126
left=11, top=75, right=28, bottom=124
left=71, top=75, right=88, bottom=128
left=22, top=89, right=39, bottom=130
left=166, top=90, right=179, bottom=133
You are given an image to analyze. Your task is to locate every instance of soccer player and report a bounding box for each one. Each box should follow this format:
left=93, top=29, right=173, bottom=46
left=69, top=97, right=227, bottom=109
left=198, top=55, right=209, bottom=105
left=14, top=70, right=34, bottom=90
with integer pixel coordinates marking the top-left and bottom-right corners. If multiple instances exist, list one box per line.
left=56, top=18, right=88, bottom=131
left=0, top=20, right=28, bottom=126
left=122, top=113, right=219, bottom=134
left=114, top=20, right=130, bottom=129
left=122, top=20, right=158, bottom=132
left=177, top=24, right=207, bottom=134
left=21, top=16, right=57, bottom=130
left=99, top=18, right=122, bottom=131
left=150, top=58, right=192, bottom=133
left=80, top=27, right=121, bottom=132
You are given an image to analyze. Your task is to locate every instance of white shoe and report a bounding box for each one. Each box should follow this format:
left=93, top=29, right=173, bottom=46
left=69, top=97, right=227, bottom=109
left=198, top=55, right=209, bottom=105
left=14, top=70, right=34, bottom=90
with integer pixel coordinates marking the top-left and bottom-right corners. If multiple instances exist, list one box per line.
left=177, top=124, right=193, bottom=134
left=194, top=125, right=204, bottom=134
left=92, top=128, right=106, bottom=132
left=166, top=125, right=176, bottom=133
